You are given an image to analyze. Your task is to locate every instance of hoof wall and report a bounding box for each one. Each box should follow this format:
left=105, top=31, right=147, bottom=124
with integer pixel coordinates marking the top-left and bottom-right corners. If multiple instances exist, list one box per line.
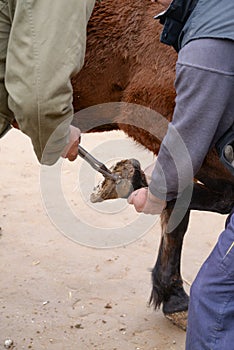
left=165, top=310, right=188, bottom=331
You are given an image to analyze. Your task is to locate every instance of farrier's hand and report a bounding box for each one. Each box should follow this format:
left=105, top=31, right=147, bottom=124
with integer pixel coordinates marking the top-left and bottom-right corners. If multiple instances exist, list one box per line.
left=61, top=125, right=81, bottom=162
left=127, top=187, right=166, bottom=215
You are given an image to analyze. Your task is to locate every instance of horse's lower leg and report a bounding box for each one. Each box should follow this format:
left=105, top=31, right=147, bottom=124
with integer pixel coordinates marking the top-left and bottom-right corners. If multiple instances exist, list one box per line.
left=150, top=205, right=190, bottom=328
left=150, top=180, right=234, bottom=330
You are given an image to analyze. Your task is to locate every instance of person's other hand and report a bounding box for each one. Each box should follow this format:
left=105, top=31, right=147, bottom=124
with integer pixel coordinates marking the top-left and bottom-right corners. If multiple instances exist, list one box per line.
left=61, top=125, right=81, bottom=161
left=128, top=187, right=166, bottom=215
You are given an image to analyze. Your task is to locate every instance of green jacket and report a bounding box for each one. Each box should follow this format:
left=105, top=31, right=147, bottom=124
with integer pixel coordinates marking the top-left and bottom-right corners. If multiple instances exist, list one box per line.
left=0, top=0, right=95, bottom=164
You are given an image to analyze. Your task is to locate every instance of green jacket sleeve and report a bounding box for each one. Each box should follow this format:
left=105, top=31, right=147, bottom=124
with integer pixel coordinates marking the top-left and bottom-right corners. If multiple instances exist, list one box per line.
left=5, top=0, right=95, bottom=165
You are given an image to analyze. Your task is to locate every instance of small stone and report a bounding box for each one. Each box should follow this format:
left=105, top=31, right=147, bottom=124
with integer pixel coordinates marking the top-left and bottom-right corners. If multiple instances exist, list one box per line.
left=104, top=303, right=112, bottom=309
left=74, top=323, right=84, bottom=329
left=119, top=327, right=126, bottom=332
left=32, top=260, right=40, bottom=266
left=4, top=339, right=13, bottom=349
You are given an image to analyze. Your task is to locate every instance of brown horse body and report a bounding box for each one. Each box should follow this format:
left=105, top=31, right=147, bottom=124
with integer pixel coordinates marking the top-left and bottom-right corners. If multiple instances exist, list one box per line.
left=71, top=0, right=234, bottom=328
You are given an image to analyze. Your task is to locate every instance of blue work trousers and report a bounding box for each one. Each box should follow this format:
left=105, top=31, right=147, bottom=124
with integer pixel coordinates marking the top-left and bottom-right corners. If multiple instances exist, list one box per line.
left=186, top=212, right=234, bottom=349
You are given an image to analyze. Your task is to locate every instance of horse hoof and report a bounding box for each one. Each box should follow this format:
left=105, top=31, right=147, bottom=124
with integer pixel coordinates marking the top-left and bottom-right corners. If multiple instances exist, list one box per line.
left=90, top=158, right=147, bottom=202
left=164, top=310, right=188, bottom=331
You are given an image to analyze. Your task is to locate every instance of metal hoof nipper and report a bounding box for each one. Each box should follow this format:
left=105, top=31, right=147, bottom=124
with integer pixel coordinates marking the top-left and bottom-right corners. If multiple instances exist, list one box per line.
left=78, top=145, right=120, bottom=181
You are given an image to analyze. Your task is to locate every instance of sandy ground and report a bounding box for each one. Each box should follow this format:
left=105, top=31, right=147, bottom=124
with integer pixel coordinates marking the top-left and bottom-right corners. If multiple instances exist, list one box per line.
left=0, top=129, right=227, bottom=350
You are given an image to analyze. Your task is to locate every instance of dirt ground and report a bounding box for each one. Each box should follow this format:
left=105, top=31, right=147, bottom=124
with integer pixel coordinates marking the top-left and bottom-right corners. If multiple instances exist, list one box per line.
left=0, top=129, right=227, bottom=350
